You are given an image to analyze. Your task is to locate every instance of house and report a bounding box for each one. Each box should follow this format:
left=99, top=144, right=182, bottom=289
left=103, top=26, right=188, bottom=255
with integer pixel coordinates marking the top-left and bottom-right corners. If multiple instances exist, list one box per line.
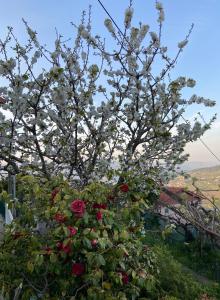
left=155, top=187, right=204, bottom=241
left=158, top=187, right=202, bottom=221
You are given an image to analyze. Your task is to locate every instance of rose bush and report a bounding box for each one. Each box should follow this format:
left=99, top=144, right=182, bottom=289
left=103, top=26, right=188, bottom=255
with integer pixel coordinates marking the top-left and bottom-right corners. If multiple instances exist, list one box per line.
left=0, top=174, right=160, bottom=300
left=1, top=175, right=218, bottom=300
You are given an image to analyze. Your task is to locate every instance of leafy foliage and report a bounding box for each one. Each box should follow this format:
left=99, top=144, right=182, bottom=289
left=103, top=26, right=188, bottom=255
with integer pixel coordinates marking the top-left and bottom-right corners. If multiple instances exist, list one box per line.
left=142, top=232, right=220, bottom=300
left=0, top=1, right=218, bottom=299
left=0, top=175, right=159, bottom=299
left=153, top=246, right=205, bottom=299
left=1, top=175, right=218, bottom=299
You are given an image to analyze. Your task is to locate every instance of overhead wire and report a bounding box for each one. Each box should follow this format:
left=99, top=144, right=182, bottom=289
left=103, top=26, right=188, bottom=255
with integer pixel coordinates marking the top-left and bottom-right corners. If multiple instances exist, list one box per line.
left=197, top=113, right=220, bottom=163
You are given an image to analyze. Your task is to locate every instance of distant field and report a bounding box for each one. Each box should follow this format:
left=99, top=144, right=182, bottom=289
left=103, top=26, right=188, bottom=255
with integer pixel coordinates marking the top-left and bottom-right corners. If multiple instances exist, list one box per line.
left=169, top=165, right=220, bottom=207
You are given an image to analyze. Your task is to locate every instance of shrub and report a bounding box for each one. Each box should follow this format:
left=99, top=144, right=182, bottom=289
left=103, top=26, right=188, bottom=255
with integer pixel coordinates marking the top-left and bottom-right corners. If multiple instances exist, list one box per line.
left=0, top=175, right=158, bottom=300
left=1, top=175, right=218, bottom=299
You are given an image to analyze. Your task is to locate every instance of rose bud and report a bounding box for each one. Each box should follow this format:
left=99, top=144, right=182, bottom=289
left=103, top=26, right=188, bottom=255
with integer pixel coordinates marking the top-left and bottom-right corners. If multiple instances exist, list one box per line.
left=119, top=184, right=129, bottom=193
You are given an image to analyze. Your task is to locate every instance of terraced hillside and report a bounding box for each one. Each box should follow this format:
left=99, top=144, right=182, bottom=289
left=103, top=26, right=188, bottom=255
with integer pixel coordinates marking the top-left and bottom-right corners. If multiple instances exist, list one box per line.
left=169, top=165, right=220, bottom=207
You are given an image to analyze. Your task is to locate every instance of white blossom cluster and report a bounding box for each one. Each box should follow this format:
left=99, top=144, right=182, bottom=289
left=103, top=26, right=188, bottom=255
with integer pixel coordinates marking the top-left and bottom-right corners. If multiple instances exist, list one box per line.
left=0, top=4, right=216, bottom=186
left=156, top=2, right=165, bottom=23
left=178, top=39, right=188, bottom=49
left=124, top=7, right=134, bottom=28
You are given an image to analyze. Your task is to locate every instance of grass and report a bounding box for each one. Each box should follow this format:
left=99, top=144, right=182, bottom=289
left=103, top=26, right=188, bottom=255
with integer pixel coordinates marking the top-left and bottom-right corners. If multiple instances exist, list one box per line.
left=143, top=231, right=220, bottom=281
left=142, top=231, right=220, bottom=299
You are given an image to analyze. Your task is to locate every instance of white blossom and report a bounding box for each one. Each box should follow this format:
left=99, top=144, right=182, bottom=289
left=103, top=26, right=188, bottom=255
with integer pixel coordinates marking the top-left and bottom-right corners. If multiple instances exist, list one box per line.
left=150, top=31, right=159, bottom=42
left=124, top=7, right=134, bottom=28
left=156, top=2, right=165, bottom=22
left=178, top=39, right=188, bottom=49
left=156, top=2, right=163, bottom=10
left=130, top=27, right=139, bottom=42
left=138, top=25, right=149, bottom=42
left=158, top=10, right=165, bottom=22
left=104, top=19, right=115, bottom=34
left=186, top=78, right=196, bottom=88
left=81, top=51, right=87, bottom=61
left=0, top=4, right=215, bottom=186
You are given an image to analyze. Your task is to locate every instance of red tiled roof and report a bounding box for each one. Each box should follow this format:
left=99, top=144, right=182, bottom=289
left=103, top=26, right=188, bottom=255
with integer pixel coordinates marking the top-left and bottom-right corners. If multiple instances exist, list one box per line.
left=159, top=191, right=179, bottom=206
left=0, top=96, right=6, bottom=104
left=165, top=187, right=185, bottom=194
left=159, top=186, right=202, bottom=206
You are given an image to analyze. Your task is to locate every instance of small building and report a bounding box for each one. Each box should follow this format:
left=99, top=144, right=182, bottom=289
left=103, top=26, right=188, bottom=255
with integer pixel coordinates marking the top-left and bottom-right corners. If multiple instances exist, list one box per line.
left=158, top=187, right=202, bottom=221
left=155, top=187, right=203, bottom=241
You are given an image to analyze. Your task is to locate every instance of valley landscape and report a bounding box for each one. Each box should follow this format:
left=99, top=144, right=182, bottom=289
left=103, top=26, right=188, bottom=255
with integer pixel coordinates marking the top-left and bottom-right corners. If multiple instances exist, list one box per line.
left=169, top=165, right=220, bottom=207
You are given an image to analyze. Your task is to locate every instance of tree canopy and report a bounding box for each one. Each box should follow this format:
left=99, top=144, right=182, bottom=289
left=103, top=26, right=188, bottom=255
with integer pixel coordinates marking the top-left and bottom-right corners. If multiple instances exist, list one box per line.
left=0, top=2, right=216, bottom=186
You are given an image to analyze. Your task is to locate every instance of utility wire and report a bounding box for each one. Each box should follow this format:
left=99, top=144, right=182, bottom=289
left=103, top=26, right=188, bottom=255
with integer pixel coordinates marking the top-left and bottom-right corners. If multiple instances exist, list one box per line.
left=97, top=0, right=220, bottom=165
left=198, top=112, right=207, bottom=125
left=97, top=0, right=145, bottom=66
left=181, top=114, right=220, bottom=163
left=197, top=113, right=220, bottom=163
left=199, top=139, right=220, bottom=163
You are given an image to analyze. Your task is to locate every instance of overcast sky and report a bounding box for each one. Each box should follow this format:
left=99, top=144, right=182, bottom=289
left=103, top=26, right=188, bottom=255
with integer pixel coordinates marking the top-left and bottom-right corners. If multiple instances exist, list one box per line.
left=0, top=0, right=219, bottom=165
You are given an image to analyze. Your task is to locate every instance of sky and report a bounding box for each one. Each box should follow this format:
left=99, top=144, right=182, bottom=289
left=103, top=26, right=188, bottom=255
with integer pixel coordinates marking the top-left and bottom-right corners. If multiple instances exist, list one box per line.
left=0, top=0, right=219, bottom=165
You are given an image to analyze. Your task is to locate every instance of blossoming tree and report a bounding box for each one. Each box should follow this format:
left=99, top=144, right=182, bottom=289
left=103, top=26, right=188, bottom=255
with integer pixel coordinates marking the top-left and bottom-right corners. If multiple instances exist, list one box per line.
left=0, top=2, right=216, bottom=186
left=0, top=2, right=218, bottom=299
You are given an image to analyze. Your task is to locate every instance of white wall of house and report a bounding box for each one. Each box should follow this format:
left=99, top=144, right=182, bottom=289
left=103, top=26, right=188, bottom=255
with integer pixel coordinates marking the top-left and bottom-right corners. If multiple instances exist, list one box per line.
left=157, top=204, right=188, bottom=225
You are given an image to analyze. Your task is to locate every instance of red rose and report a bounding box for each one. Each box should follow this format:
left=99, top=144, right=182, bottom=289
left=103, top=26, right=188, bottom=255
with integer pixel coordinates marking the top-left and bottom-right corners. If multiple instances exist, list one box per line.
left=91, top=239, right=98, bottom=247
left=51, top=188, right=59, bottom=202
left=92, top=203, right=107, bottom=209
left=12, top=232, right=23, bottom=240
left=120, top=271, right=129, bottom=285
left=54, top=213, right=66, bottom=223
left=96, top=210, right=102, bottom=221
left=56, top=242, right=71, bottom=254
left=107, top=195, right=115, bottom=202
left=119, top=183, right=129, bottom=193
left=68, top=226, right=77, bottom=236
left=72, top=263, right=85, bottom=276
left=56, top=242, right=63, bottom=250
left=44, top=247, right=52, bottom=255
left=62, top=243, right=71, bottom=254
left=70, top=199, right=86, bottom=218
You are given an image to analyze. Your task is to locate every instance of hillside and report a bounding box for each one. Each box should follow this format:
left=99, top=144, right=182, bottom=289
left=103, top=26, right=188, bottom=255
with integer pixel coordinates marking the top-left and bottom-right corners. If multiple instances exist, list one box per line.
left=169, top=165, right=220, bottom=207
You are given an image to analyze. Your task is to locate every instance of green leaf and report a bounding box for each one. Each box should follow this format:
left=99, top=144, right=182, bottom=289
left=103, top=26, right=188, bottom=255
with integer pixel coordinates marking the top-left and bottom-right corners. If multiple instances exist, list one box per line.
left=50, top=253, right=57, bottom=263
left=83, top=237, right=92, bottom=249
left=119, top=261, right=125, bottom=270
left=99, top=238, right=106, bottom=249
left=132, top=270, right=136, bottom=279
left=27, top=261, right=34, bottom=273
left=119, top=230, right=129, bottom=241
left=83, top=212, right=89, bottom=224
left=83, top=228, right=91, bottom=235
left=63, top=226, right=69, bottom=237
left=102, top=230, right=108, bottom=238
left=96, top=254, right=106, bottom=266
left=35, top=254, right=44, bottom=266
left=113, top=230, right=118, bottom=241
